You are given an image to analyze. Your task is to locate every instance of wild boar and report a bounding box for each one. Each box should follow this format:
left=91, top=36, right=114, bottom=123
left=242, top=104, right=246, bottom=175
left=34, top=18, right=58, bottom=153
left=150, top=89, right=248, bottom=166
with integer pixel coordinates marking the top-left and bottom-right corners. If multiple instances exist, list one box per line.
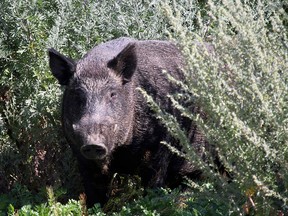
left=48, top=37, right=205, bottom=207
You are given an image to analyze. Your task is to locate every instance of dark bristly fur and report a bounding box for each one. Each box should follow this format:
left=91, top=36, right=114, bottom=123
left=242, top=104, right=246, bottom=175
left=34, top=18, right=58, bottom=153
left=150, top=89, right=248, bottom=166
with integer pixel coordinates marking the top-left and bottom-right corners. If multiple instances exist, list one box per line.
left=48, top=37, right=207, bottom=207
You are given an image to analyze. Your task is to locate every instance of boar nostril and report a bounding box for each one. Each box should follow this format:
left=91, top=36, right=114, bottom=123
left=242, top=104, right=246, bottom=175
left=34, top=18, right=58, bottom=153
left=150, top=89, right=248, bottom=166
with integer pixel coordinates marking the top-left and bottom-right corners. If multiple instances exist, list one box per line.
left=80, top=144, right=107, bottom=160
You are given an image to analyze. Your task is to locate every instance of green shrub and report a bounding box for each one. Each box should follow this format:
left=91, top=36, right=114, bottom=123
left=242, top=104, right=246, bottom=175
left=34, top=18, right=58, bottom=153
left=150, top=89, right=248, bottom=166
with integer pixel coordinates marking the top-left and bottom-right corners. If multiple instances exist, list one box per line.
left=154, top=0, right=288, bottom=214
left=1, top=0, right=287, bottom=215
left=4, top=187, right=105, bottom=216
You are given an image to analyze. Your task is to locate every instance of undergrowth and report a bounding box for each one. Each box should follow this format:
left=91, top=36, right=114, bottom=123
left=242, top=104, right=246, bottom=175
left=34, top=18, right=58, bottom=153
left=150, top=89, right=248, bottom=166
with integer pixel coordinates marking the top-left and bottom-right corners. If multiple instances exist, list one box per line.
left=156, top=0, right=288, bottom=214
left=0, top=0, right=287, bottom=215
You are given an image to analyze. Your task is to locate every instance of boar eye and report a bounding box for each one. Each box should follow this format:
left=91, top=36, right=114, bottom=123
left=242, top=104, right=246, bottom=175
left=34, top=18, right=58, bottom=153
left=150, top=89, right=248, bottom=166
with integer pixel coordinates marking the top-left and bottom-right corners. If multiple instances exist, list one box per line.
left=110, top=92, right=117, bottom=99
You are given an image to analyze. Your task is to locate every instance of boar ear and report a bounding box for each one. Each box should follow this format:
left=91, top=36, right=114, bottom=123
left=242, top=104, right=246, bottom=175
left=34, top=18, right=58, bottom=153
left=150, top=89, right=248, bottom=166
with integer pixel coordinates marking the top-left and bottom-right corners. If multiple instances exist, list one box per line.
left=48, top=48, right=76, bottom=85
left=107, top=43, right=137, bottom=84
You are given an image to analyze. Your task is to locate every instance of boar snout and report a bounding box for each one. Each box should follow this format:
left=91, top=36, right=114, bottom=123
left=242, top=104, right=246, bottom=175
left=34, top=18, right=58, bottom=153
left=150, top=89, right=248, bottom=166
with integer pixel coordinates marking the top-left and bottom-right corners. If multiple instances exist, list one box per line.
left=80, top=132, right=109, bottom=160
left=81, top=143, right=107, bottom=160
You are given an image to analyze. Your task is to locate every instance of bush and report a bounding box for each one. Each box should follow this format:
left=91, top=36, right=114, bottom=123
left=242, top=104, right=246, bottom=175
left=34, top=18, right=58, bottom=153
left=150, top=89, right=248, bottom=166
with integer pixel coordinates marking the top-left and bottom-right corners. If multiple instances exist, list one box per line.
left=0, top=0, right=83, bottom=208
left=1, top=0, right=287, bottom=215
left=4, top=187, right=104, bottom=216
left=155, top=0, right=288, bottom=214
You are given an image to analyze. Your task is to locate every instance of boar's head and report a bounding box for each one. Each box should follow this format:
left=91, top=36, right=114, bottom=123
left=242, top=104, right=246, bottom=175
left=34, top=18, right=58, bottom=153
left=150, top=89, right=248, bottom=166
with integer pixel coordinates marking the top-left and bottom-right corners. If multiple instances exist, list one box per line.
left=48, top=43, right=137, bottom=161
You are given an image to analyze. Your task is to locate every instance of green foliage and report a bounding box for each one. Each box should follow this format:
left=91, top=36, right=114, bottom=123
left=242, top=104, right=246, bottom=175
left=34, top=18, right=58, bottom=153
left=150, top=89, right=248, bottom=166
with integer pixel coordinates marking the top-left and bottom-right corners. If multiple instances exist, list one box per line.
left=1, top=0, right=287, bottom=215
left=0, top=0, right=80, bottom=208
left=5, top=187, right=103, bottom=216
left=5, top=187, right=233, bottom=216
left=157, top=0, right=288, bottom=214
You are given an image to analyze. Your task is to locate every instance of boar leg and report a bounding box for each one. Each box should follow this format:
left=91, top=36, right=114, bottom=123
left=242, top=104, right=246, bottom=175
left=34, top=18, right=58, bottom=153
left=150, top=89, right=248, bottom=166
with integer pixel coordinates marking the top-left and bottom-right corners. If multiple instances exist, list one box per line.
left=78, top=162, right=110, bottom=207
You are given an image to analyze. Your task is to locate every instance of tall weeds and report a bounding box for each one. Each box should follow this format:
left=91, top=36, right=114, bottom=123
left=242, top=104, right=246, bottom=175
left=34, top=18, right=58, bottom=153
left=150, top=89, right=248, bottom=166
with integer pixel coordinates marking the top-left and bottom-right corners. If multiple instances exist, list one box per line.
left=157, top=0, right=288, bottom=214
left=1, top=0, right=287, bottom=214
